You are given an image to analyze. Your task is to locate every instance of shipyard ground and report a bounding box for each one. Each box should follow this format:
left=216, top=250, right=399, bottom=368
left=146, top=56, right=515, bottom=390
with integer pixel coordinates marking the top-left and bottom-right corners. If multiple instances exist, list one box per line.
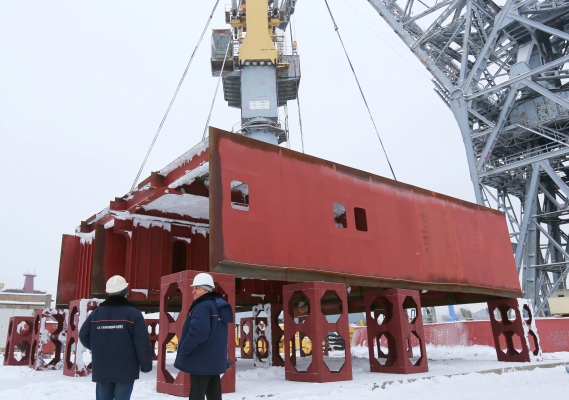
left=1, top=345, right=568, bottom=399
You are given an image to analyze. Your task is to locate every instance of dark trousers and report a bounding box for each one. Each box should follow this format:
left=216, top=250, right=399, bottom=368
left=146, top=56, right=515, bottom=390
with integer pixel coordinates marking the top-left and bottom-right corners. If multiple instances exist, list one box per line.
left=96, top=381, right=135, bottom=400
left=189, top=374, right=222, bottom=400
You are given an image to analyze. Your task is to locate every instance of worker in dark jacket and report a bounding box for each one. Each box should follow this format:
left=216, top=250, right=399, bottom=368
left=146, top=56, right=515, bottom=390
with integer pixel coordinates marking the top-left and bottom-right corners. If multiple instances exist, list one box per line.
left=174, top=273, right=234, bottom=400
left=79, top=275, right=153, bottom=400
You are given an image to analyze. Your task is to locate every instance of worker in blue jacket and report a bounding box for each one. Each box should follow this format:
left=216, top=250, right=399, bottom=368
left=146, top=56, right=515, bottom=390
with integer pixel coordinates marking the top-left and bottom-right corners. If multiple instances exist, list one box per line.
left=174, top=272, right=234, bottom=400
left=79, top=275, right=153, bottom=400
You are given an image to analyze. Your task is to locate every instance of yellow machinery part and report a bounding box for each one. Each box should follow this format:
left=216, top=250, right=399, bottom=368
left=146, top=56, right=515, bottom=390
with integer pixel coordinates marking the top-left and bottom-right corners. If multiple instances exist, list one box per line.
left=233, top=0, right=278, bottom=64
left=235, top=325, right=362, bottom=355
left=166, top=335, right=178, bottom=352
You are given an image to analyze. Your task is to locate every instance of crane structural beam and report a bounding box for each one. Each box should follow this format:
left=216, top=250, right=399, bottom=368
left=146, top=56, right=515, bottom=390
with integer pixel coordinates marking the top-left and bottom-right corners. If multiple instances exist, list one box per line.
left=367, top=0, right=569, bottom=314
left=212, top=0, right=301, bottom=145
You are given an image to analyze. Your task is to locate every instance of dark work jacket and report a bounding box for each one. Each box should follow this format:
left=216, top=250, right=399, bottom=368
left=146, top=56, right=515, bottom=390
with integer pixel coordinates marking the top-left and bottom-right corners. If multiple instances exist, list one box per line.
left=79, top=296, right=153, bottom=382
left=174, top=292, right=234, bottom=375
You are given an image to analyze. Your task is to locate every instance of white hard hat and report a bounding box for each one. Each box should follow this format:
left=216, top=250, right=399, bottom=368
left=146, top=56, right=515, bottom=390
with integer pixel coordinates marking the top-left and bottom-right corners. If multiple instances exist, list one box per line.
left=191, top=273, right=215, bottom=288
left=106, top=275, right=129, bottom=294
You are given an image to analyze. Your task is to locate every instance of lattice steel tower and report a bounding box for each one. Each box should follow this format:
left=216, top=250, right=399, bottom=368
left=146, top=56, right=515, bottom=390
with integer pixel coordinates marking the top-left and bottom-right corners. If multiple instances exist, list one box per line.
left=368, top=0, right=569, bottom=315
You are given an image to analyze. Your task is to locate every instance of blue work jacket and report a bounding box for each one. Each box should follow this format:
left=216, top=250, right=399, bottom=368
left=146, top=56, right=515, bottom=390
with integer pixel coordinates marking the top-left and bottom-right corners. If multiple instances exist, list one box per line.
left=174, top=292, right=234, bottom=375
left=79, top=295, right=153, bottom=382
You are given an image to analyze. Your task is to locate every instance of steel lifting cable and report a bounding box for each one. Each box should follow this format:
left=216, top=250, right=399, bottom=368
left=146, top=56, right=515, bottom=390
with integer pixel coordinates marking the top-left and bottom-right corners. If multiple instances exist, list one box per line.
left=323, top=0, right=397, bottom=181
left=130, top=0, right=221, bottom=192
left=289, top=18, right=305, bottom=153
left=340, top=0, right=431, bottom=80
left=202, top=40, right=231, bottom=140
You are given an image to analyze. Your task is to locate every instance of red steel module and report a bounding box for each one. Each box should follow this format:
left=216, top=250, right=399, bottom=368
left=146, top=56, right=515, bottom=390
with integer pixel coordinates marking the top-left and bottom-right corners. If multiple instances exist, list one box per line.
left=57, top=127, right=521, bottom=310
left=208, top=129, right=520, bottom=304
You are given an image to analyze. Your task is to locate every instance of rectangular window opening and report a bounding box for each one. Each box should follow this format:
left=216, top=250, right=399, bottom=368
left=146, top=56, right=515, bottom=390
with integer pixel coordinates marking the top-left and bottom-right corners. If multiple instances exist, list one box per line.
left=354, top=207, right=368, bottom=232
left=171, top=240, right=188, bottom=274
left=333, top=202, right=347, bottom=228
left=231, top=180, right=249, bottom=211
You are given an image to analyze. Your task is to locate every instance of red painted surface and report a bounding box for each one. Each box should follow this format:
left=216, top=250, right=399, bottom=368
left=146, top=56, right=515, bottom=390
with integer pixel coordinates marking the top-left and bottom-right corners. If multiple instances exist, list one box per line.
left=269, top=303, right=285, bottom=367
left=283, top=281, right=352, bottom=383
left=76, top=240, right=94, bottom=301
left=352, top=318, right=569, bottom=353
left=421, top=321, right=495, bottom=348
left=56, top=140, right=211, bottom=308
left=63, top=299, right=101, bottom=377
left=57, top=127, right=521, bottom=311
left=23, top=274, right=35, bottom=294
left=40, top=322, right=57, bottom=356
left=209, top=129, right=521, bottom=300
left=250, top=313, right=269, bottom=363
left=29, top=309, right=68, bottom=370
left=57, top=218, right=210, bottom=307
left=365, top=289, right=428, bottom=374
left=156, top=271, right=235, bottom=397
left=536, top=318, right=569, bottom=352
left=239, top=317, right=254, bottom=359
left=146, top=319, right=159, bottom=361
left=487, top=299, right=541, bottom=362
left=57, top=235, right=79, bottom=306
left=3, top=316, right=34, bottom=366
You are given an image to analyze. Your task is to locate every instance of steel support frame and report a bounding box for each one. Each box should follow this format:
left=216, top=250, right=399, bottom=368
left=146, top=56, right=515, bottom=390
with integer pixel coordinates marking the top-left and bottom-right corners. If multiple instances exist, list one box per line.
left=249, top=304, right=286, bottom=367
left=239, top=317, right=254, bottom=359
left=487, top=298, right=543, bottom=362
left=63, top=299, right=102, bottom=377
left=367, top=0, right=569, bottom=313
left=3, top=316, right=34, bottom=366
left=364, top=289, right=428, bottom=374
left=283, top=281, right=352, bottom=383
left=251, top=304, right=271, bottom=366
left=157, top=271, right=236, bottom=396
left=268, top=303, right=285, bottom=367
left=145, top=319, right=159, bottom=361
left=29, top=309, right=68, bottom=370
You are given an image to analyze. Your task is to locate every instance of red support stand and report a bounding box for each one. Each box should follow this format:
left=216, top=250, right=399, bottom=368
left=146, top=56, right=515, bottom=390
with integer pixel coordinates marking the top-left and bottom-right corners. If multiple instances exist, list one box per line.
left=365, top=289, right=428, bottom=374
left=283, top=281, right=352, bottom=383
left=3, top=316, right=34, bottom=366
left=251, top=304, right=269, bottom=365
left=145, top=319, right=159, bottom=361
left=243, top=304, right=284, bottom=366
left=29, top=309, right=68, bottom=370
left=157, top=271, right=235, bottom=397
left=63, top=299, right=102, bottom=377
left=239, top=317, right=254, bottom=359
left=269, top=303, right=285, bottom=367
left=487, top=298, right=543, bottom=362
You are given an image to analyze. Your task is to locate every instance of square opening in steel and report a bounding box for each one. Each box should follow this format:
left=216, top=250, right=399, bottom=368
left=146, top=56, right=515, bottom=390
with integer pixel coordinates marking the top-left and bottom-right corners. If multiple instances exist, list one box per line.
left=354, top=207, right=368, bottom=232
left=231, top=180, right=249, bottom=211
left=333, top=203, right=347, bottom=228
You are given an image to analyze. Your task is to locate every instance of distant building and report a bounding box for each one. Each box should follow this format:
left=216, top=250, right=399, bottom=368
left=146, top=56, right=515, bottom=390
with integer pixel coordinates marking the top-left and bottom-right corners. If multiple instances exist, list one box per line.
left=471, top=308, right=490, bottom=320
left=0, top=273, right=52, bottom=351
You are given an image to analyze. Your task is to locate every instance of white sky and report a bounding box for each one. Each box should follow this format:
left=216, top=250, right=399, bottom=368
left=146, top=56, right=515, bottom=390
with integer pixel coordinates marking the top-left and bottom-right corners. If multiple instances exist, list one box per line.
left=0, top=1, right=474, bottom=298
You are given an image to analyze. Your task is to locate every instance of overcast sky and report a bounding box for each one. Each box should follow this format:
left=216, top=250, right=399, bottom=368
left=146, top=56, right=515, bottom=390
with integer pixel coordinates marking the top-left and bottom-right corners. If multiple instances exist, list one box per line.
left=0, top=1, right=474, bottom=298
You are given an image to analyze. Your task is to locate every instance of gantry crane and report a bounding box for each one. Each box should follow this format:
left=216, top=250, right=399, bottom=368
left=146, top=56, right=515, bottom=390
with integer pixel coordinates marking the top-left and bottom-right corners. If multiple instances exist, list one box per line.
left=364, top=0, right=569, bottom=315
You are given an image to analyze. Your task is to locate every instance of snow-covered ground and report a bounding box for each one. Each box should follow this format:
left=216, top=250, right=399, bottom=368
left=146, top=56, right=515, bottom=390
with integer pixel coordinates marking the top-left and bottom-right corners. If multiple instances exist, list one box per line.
left=1, top=345, right=568, bottom=399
